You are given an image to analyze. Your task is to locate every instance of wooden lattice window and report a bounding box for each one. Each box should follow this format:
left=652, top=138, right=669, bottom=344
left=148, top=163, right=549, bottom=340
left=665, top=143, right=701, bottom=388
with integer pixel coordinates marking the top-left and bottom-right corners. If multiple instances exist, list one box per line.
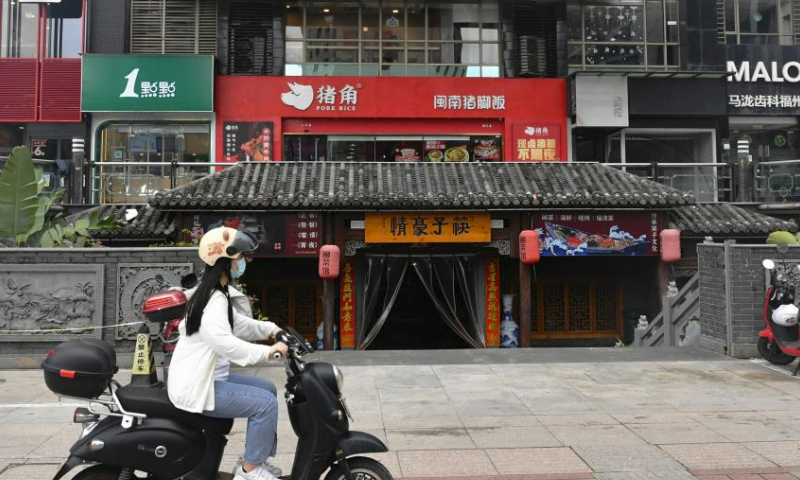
left=534, top=280, right=623, bottom=339
left=262, top=281, right=321, bottom=341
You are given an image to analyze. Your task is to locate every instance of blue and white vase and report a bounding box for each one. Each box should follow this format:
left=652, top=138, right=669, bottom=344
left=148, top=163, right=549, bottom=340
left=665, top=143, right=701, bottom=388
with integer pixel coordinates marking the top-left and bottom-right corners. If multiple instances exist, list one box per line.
left=500, top=294, right=519, bottom=348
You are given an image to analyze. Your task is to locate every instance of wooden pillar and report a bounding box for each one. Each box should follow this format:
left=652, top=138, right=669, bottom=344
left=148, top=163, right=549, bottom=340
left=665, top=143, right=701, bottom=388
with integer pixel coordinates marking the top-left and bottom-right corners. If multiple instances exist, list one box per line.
left=518, top=213, right=532, bottom=348
left=323, top=214, right=335, bottom=350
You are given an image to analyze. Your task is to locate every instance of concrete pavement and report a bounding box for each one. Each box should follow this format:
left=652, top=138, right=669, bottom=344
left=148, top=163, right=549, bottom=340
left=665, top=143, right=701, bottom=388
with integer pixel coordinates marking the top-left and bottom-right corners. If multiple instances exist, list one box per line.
left=3, top=348, right=800, bottom=479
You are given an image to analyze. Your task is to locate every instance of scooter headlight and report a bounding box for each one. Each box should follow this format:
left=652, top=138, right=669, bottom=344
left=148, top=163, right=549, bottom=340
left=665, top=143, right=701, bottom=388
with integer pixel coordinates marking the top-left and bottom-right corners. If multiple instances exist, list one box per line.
left=332, top=365, right=344, bottom=393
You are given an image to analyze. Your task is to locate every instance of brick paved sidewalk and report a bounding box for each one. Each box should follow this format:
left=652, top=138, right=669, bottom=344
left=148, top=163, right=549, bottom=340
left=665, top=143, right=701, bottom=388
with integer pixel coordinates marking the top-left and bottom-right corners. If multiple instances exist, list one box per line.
left=2, top=348, right=800, bottom=480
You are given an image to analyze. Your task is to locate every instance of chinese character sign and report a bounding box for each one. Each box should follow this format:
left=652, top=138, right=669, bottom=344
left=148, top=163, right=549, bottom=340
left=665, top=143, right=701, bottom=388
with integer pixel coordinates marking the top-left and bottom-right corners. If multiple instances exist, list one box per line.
left=512, top=123, right=562, bottom=162
left=365, top=213, right=492, bottom=243
left=533, top=213, right=661, bottom=256
left=433, top=94, right=506, bottom=111
left=340, top=260, right=356, bottom=348
left=194, top=213, right=322, bottom=257
left=485, top=258, right=501, bottom=347
left=223, top=122, right=274, bottom=162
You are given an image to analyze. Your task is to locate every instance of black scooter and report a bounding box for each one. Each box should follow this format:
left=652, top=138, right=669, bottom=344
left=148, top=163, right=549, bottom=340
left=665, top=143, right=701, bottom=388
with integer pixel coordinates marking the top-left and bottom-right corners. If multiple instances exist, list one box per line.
left=44, top=324, right=392, bottom=480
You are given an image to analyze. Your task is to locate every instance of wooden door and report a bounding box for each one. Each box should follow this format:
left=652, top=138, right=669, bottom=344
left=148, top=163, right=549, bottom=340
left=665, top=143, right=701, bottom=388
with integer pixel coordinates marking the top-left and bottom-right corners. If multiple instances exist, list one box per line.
left=262, top=281, right=322, bottom=341
left=533, top=279, right=622, bottom=339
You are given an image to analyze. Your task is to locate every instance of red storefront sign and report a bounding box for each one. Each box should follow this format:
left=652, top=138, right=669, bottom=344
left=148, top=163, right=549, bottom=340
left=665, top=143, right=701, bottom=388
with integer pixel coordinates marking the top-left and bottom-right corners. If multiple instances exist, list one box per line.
left=511, top=123, right=563, bottom=162
left=485, top=258, right=500, bottom=347
left=340, top=260, right=356, bottom=349
left=215, top=76, right=567, bottom=162
left=532, top=212, right=662, bottom=256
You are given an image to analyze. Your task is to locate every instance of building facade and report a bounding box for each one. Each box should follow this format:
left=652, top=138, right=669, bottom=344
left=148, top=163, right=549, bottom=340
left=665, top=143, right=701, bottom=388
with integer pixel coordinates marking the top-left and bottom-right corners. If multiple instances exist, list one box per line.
left=2, top=0, right=797, bottom=349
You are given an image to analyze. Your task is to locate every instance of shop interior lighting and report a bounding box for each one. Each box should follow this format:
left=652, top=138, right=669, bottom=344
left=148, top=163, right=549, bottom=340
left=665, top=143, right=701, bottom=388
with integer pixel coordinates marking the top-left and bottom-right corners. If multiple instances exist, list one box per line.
left=350, top=220, right=365, bottom=230
left=323, top=8, right=330, bottom=12
left=392, top=9, right=399, bottom=13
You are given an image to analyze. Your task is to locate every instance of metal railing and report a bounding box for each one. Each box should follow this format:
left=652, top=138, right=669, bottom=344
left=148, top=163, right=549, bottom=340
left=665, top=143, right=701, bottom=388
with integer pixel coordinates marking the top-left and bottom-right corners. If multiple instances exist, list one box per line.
left=753, top=159, right=800, bottom=204
left=91, top=161, right=236, bottom=204
left=606, top=162, right=733, bottom=203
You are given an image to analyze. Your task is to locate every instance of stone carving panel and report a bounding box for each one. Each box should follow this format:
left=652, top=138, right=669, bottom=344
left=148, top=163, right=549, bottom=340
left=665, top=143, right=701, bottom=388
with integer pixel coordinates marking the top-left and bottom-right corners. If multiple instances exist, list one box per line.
left=116, top=263, right=193, bottom=340
left=0, top=264, right=104, bottom=342
left=345, top=241, right=367, bottom=257
left=489, top=240, right=511, bottom=256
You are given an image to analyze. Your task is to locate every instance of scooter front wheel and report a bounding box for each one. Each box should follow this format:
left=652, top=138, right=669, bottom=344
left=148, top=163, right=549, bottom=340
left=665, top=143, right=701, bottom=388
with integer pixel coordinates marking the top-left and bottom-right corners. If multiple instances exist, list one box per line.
left=758, top=337, right=797, bottom=365
left=325, top=457, right=393, bottom=480
left=69, top=465, right=123, bottom=480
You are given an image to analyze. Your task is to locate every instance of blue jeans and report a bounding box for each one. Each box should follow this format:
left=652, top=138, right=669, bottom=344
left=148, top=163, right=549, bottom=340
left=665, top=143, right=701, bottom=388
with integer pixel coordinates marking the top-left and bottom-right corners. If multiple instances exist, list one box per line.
left=204, top=374, right=279, bottom=464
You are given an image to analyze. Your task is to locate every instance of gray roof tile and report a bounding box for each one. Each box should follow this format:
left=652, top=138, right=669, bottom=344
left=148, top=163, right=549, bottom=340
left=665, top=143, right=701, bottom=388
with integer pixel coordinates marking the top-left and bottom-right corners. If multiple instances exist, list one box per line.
left=150, top=161, right=694, bottom=210
left=669, top=203, right=798, bottom=236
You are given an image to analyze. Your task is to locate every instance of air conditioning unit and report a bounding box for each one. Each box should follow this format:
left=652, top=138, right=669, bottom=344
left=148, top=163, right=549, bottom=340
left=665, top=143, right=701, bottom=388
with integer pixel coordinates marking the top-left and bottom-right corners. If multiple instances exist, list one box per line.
left=518, top=35, right=547, bottom=77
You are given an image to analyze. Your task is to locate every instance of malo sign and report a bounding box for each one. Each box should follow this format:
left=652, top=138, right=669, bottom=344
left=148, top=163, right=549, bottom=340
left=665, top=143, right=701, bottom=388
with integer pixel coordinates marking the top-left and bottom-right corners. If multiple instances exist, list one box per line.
left=365, top=213, right=491, bottom=243
left=81, top=55, right=214, bottom=112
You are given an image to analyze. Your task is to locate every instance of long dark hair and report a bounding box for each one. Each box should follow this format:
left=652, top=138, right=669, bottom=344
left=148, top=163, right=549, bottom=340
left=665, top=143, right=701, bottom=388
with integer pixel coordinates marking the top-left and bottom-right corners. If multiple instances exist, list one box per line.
left=185, top=257, right=234, bottom=336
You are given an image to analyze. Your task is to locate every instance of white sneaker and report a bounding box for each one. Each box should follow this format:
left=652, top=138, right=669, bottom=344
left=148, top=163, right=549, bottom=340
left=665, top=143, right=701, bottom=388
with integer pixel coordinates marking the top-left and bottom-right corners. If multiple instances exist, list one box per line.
left=232, top=459, right=282, bottom=479
left=233, top=463, right=280, bottom=480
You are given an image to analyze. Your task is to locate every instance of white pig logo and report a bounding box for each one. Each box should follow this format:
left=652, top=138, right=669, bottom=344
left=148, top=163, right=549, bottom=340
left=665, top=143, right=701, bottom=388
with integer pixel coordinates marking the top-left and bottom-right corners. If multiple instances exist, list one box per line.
left=281, top=82, right=314, bottom=111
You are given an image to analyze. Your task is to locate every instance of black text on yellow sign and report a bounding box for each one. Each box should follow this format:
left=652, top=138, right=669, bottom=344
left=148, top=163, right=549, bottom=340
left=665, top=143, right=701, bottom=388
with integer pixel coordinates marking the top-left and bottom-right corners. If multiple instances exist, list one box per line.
left=365, top=213, right=491, bottom=243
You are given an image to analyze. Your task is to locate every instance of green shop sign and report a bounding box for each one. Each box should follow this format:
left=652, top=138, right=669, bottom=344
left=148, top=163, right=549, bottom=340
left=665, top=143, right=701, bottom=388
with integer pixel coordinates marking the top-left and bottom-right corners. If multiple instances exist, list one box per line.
left=81, top=55, right=214, bottom=112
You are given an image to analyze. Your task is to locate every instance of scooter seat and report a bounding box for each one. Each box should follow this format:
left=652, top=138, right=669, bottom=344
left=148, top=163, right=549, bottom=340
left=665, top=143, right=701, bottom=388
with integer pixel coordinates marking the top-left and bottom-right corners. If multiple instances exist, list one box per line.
left=116, top=385, right=234, bottom=435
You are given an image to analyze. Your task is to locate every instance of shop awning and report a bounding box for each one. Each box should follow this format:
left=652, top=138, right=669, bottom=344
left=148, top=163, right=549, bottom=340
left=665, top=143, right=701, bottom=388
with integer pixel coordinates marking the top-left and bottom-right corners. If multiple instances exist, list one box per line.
left=668, top=203, right=798, bottom=237
left=149, top=161, right=694, bottom=211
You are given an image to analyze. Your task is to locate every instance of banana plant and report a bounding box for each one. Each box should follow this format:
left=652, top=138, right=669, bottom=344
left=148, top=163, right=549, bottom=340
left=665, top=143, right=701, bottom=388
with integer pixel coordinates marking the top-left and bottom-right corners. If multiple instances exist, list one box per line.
left=0, top=145, right=122, bottom=247
left=0, top=146, right=41, bottom=245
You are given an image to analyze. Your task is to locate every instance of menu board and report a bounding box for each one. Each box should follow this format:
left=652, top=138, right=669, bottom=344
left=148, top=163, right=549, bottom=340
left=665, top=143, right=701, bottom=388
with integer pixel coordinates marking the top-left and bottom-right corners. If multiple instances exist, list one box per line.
left=192, top=213, right=321, bottom=257
left=223, top=121, right=274, bottom=162
left=423, top=140, right=469, bottom=163
left=472, top=136, right=501, bottom=162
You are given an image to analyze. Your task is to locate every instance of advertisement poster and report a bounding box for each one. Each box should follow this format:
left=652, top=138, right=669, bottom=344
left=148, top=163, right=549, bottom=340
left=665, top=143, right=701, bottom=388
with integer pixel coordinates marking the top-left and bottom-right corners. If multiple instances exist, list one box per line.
left=512, top=123, right=562, bottom=161
left=340, top=260, right=356, bottom=349
left=532, top=212, right=661, bottom=256
left=223, top=121, right=274, bottom=162
left=485, top=258, right=500, bottom=347
left=192, top=213, right=321, bottom=257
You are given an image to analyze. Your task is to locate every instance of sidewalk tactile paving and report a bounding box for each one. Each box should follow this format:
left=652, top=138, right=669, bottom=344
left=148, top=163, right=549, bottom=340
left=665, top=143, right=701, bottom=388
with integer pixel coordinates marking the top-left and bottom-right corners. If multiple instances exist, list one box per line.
left=485, top=447, right=591, bottom=476
left=661, top=444, right=777, bottom=470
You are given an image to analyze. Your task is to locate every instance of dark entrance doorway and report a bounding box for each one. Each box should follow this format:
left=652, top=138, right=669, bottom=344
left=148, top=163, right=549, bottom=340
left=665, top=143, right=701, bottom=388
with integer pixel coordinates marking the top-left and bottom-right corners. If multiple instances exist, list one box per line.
left=368, top=263, right=471, bottom=350
left=357, top=254, right=485, bottom=350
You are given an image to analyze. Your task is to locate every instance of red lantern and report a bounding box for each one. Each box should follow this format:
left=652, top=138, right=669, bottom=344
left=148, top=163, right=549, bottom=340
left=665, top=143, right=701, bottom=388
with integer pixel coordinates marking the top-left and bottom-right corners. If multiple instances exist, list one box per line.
left=660, top=229, right=681, bottom=263
left=519, top=230, right=540, bottom=264
left=318, top=245, right=341, bottom=279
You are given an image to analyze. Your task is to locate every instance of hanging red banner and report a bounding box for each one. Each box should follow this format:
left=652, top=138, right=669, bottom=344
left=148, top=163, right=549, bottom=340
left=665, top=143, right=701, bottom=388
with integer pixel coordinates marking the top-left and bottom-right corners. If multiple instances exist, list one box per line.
left=340, top=260, right=356, bottom=349
left=485, top=258, right=500, bottom=347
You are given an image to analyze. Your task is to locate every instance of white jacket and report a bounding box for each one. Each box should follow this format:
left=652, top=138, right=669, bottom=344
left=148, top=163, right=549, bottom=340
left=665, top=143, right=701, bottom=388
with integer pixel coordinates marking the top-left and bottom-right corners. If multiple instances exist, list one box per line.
left=167, top=286, right=278, bottom=413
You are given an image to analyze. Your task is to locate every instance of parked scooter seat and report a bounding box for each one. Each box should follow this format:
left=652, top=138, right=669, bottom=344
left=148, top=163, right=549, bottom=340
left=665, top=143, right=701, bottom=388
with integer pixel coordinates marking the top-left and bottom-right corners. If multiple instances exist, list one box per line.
left=116, top=385, right=234, bottom=434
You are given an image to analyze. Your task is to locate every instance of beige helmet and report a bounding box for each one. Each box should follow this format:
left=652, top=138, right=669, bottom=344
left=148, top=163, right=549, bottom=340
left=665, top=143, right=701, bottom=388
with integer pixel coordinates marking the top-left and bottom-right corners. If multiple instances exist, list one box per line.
left=198, top=226, right=259, bottom=267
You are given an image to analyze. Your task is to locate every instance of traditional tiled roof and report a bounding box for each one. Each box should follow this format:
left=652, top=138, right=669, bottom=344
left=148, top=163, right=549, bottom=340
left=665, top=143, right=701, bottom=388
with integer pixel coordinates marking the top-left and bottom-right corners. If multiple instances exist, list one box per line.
left=150, top=162, right=694, bottom=210
left=67, top=204, right=177, bottom=239
left=669, top=203, right=798, bottom=237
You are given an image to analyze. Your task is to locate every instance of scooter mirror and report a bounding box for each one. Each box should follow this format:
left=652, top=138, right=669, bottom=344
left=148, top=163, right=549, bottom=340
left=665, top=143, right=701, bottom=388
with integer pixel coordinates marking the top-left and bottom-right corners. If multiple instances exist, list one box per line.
left=763, top=259, right=776, bottom=270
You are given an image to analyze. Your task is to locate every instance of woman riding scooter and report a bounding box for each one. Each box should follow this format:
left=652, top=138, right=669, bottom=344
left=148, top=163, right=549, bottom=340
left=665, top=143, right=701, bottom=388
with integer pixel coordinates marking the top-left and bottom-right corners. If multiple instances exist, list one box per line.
left=168, top=226, right=288, bottom=480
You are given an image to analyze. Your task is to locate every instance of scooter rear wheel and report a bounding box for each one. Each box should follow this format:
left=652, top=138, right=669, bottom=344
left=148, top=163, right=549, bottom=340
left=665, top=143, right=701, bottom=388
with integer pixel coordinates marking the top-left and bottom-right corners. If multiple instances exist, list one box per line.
left=70, top=465, right=123, bottom=480
left=758, top=337, right=797, bottom=365
left=324, top=457, right=393, bottom=480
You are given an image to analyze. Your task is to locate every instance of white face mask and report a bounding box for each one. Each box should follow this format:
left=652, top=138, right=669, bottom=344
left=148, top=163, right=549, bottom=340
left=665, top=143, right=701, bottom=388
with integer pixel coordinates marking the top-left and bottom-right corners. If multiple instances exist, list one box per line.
left=231, top=257, right=246, bottom=279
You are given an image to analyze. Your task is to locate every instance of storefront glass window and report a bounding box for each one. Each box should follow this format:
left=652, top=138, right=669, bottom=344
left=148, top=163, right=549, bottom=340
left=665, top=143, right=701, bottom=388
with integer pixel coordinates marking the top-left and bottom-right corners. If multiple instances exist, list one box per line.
left=285, top=0, right=501, bottom=77
left=45, top=0, right=83, bottom=58
left=96, top=124, right=211, bottom=204
left=567, top=0, right=679, bottom=71
left=284, top=134, right=502, bottom=162
left=1, top=0, right=38, bottom=58
left=723, top=0, right=793, bottom=45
